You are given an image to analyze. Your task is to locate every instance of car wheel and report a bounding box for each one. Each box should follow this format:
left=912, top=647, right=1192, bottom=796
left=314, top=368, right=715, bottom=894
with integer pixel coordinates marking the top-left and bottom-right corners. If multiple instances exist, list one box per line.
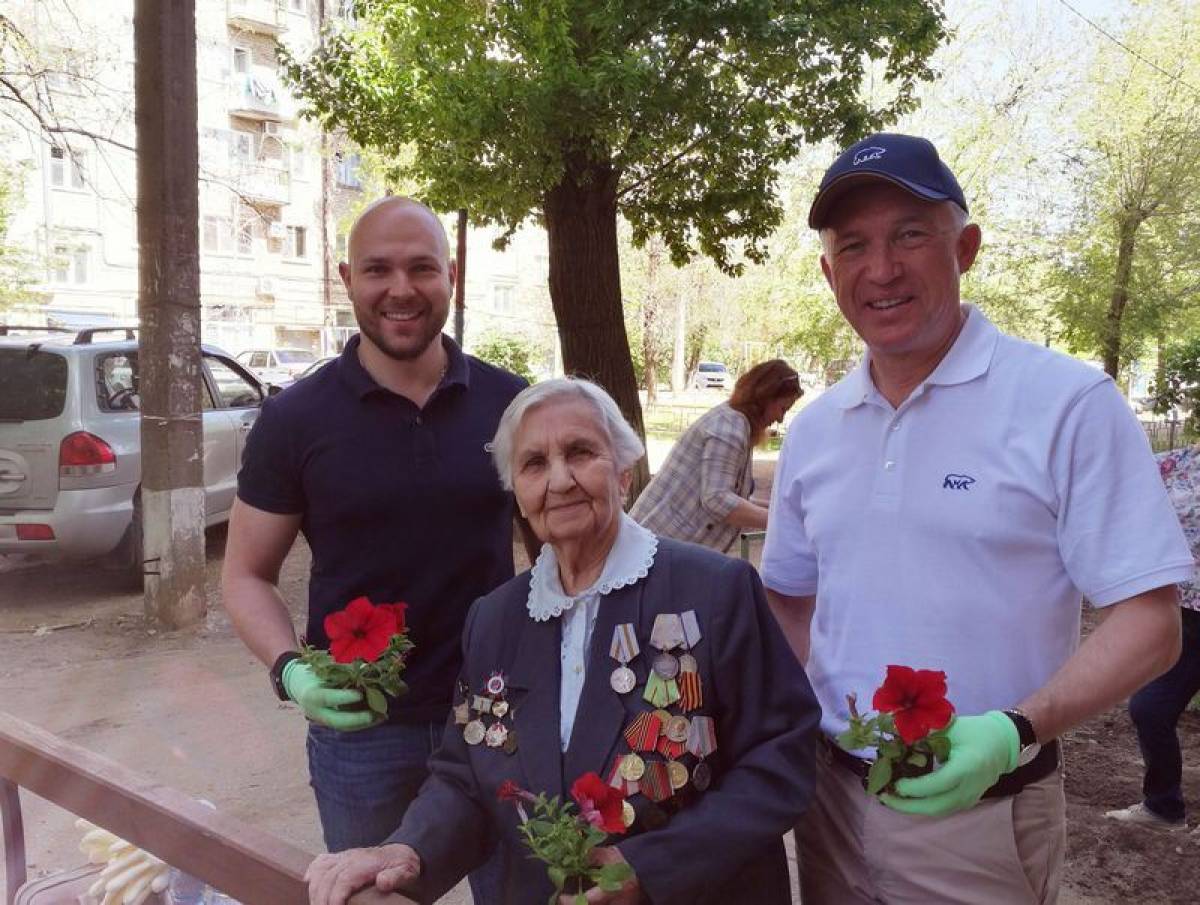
left=111, top=492, right=144, bottom=590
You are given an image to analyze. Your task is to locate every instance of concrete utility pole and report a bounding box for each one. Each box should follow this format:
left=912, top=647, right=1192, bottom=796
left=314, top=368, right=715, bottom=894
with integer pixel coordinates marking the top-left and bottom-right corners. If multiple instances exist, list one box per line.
left=134, top=0, right=206, bottom=628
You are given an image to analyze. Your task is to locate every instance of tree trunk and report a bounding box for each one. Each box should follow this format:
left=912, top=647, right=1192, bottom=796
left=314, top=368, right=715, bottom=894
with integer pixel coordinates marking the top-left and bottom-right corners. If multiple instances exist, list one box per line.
left=543, top=158, right=649, bottom=497
left=1102, top=213, right=1141, bottom=380
left=642, top=238, right=662, bottom=404
left=135, top=0, right=206, bottom=628
left=671, top=293, right=686, bottom=392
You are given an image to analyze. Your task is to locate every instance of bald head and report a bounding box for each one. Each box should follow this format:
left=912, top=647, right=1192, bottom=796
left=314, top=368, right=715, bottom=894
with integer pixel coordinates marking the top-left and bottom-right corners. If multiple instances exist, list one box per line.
left=347, top=196, right=451, bottom=264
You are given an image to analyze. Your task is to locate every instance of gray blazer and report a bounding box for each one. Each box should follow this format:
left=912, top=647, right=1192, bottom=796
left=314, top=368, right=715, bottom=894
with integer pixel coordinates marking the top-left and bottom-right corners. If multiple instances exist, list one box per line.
left=389, top=538, right=819, bottom=905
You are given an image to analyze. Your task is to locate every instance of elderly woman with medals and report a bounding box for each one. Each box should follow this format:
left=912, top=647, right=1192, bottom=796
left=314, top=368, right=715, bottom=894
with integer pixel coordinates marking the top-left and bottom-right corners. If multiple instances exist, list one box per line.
left=306, top=378, right=819, bottom=905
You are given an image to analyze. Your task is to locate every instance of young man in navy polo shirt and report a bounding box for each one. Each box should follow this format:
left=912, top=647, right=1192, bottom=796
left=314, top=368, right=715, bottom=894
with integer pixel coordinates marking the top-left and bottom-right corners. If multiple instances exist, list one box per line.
left=222, top=198, right=528, bottom=892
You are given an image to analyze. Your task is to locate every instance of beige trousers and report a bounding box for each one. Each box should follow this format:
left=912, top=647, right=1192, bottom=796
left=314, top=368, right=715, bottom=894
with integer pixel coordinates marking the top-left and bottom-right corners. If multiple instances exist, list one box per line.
left=796, top=749, right=1066, bottom=904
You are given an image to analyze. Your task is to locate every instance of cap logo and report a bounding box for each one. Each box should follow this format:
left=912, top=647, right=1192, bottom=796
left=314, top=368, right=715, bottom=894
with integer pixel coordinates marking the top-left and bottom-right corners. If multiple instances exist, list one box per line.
left=852, top=147, right=886, bottom=166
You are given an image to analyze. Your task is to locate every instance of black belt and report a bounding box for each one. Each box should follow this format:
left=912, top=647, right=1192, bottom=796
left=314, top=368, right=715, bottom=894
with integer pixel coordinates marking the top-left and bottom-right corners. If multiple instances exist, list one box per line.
left=823, top=735, right=1060, bottom=800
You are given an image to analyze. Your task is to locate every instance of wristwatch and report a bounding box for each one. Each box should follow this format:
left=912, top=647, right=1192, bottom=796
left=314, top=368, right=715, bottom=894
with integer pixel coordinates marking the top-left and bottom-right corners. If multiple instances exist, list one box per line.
left=270, top=651, right=301, bottom=702
left=1003, top=708, right=1042, bottom=767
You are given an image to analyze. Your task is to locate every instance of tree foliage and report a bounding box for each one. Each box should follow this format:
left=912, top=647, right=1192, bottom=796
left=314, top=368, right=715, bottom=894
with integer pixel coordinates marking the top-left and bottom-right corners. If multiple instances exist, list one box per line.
left=471, top=330, right=543, bottom=384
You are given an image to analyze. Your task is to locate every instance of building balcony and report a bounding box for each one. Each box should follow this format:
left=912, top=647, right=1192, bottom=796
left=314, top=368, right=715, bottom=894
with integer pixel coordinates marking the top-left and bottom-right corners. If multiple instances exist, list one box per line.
left=227, top=0, right=286, bottom=36
left=228, top=70, right=284, bottom=121
left=233, top=163, right=290, bottom=206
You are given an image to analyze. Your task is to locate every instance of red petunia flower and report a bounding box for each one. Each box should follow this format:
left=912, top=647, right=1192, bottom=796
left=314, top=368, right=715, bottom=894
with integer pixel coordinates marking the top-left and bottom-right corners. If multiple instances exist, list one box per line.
left=325, top=596, right=398, bottom=664
left=377, top=601, right=408, bottom=635
left=497, top=780, right=532, bottom=803
left=872, top=665, right=954, bottom=744
left=570, top=772, right=627, bottom=835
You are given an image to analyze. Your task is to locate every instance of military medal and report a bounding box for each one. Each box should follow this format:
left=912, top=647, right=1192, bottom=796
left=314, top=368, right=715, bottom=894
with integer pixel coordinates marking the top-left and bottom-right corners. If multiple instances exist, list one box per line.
left=667, top=760, right=690, bottom=791
left=607, top=755, right=639, bottom=795
left=648, top=613, right=685, bottom=678
left=463, top=719, right=486, bottom=745
left=472, top=694, right=493, bottom=714
left=665, top=715, right=690, bottom=743
left=642, top=673, right=680, bottom=707
left=640, top=761, right=672, bottom=803
left=656, top=735, right=686, bottom=758
left=619, top=752, right=647, bottom=782
left=492, top=700, right=509, bottom=718
left=686, top=715, right=717, bottom=791
left=609, top=623, right=640, bottom=694
left=621, top=800, right=636, bottom=829
left=485, top=672, right=507, bottom=696
left=623, top=711, right=663, bottom=751
left=484, top=721, right=508, bottom=748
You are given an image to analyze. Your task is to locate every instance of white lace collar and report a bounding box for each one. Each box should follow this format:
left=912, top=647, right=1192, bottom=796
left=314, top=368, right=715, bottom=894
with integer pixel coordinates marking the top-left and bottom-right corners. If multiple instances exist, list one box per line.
left=526, top=513, right=658, bottom=622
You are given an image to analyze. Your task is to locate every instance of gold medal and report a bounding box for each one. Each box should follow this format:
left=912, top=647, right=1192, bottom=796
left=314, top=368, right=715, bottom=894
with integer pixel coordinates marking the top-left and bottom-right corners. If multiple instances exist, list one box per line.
left=492, top=700, right=509, bottom=718
left=667, top=760, right=689, bottom=791
left=621, top=799, right=636, bottom=828
left=665, top=715, right=690, bottom=743
left=653, top=709, right=672, bottom=725
left=463, top=720, right=486, bottom=745
left=619, top=752, right=646, bottom=782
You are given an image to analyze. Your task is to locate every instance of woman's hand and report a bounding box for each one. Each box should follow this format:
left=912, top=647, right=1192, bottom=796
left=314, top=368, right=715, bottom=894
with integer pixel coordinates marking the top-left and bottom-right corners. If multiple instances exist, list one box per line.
left=557, top=846, right=640, bottom=904
left=306, top=843, right=421, bottom=905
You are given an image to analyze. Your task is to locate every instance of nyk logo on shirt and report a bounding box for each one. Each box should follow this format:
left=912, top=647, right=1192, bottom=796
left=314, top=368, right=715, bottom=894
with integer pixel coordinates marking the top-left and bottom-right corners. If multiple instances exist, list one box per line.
left=943, top=473, right=976, bottom=491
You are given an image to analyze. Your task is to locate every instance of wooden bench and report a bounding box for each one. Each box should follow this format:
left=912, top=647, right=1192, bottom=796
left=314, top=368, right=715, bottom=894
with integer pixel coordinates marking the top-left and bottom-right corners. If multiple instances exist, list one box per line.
left=0, top=714, right=415, bottom=905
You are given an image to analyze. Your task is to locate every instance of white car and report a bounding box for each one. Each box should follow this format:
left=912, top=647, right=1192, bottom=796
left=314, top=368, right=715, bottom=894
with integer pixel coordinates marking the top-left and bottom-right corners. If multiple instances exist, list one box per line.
left=690, top=361, right=731, bottom=391
left=236, top=348, right=319, bottom=387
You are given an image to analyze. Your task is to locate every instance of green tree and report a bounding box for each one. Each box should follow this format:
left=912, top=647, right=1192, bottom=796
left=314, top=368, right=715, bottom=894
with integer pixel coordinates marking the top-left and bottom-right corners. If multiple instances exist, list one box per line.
left=282, top=0, right=947, bottom=488
left=471, top=331, right=543, bottom=385
left=1049, top=0, right=1200, bottom=379
left=0, top=161, right=37, bottom=313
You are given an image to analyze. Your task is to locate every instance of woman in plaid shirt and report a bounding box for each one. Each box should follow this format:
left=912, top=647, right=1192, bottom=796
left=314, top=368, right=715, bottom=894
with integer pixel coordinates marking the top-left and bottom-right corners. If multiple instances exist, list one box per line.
left=631, top=359, right=801, bottom=553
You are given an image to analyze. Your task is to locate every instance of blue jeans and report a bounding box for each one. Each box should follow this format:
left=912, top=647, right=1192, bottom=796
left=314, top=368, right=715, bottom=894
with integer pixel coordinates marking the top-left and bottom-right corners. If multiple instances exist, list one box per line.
left=1129, top=607, right=1200, bottom=823
left=307, top=721, right=504, bottom=903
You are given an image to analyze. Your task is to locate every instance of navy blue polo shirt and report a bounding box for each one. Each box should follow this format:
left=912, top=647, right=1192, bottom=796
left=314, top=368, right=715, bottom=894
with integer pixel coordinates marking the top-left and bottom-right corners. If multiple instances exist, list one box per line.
left=237, top=333, right=526, bottom=723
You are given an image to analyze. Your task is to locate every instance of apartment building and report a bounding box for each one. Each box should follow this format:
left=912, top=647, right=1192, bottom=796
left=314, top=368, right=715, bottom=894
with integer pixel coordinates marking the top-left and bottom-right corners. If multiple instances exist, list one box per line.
left=3, top=0, right=558, bottom=368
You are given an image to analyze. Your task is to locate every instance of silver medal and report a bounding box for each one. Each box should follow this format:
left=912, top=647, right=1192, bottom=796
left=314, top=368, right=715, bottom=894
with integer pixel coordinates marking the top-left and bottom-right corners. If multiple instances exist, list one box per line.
left=610, top=665, right=636, bottom=694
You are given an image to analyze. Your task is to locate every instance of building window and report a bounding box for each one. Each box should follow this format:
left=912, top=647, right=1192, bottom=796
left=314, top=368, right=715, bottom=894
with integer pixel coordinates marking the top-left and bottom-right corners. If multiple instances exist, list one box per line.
left=231, top=131, right=255, bottom=163
left=288, top=0, right=306, bottom=11
left=286, top=226, right=307, bottom=259
left=202, top=216, right=235, bottom=255
left=52, top=245, right=88, bottom=284
left=49, top=146, right=85, bottom=189
left=237, top=225, right=253, bottom=256
left=232, top=47, right=250, bottom=75
left=335, top=152, right=362, bottom=188
left=286, top=145, right=305, bottom=179
left=492, top=283, right=516, bottom=314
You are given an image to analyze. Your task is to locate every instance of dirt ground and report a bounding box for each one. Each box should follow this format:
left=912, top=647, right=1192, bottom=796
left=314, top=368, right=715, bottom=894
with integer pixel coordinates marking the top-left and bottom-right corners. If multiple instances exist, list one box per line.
left=2, top=456, right=1198, bottom=903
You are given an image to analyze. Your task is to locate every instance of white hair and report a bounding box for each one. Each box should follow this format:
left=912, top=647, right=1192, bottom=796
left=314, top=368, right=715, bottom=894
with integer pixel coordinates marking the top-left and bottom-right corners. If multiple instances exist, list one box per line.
left=491, top=377, right=645, bottom=490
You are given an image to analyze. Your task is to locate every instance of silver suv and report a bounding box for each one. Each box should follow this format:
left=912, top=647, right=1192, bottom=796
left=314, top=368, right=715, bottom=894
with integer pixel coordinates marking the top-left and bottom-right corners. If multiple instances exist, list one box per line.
left=0, top=326, right=268, bottom=576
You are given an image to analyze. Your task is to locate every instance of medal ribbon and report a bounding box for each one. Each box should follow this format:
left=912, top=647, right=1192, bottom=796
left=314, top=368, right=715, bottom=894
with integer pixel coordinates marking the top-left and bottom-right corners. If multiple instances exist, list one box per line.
left=640, top=761, right=672, bottom=803
left=656, top=735, right=686, bottom=758
left=678, top=670, right=703, bottom=712
left=623, top=711, right=662, bottom=751
left=680, top=610, right=702, bottom=648
left=606, top=754, right=639, bottom=796
left=686, top=715, right=718, bottom=758
left=649, top=613, right=686, bottom=651
left=642, top=673, right=680, bottom=708
left=610, top=623, right=640, bottom=664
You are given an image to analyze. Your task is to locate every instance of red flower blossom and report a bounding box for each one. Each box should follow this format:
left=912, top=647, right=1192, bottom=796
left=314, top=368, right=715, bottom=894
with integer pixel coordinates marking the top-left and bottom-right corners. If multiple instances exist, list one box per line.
left=377, top=601, right=408, bottom=635
left=570, top=772, right=627, bottom=835
left=325, top=596, right=399, bottom=664
left=497, top=780, right=527, bottom=803
left=872, top=665, right=954, bottom=744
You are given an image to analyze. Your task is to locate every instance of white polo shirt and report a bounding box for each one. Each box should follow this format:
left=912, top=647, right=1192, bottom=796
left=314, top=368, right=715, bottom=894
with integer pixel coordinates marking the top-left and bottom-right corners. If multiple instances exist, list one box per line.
left=761, top=305, right=1194, bottom=739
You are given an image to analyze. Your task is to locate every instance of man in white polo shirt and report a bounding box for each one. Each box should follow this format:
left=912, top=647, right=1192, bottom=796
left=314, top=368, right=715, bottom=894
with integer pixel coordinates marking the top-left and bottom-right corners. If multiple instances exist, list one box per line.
left=762, top=132, right=1194, bottom=904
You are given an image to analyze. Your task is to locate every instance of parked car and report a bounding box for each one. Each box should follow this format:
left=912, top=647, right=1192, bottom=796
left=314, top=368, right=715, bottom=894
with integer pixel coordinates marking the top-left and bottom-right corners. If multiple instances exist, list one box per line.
left=295, top=354, right=338, bottom=381
left=236, top=347, right=318, bottom=387
left=0, top=325, right=269, bottom=579
left=690, top=361, right=731, bottom=391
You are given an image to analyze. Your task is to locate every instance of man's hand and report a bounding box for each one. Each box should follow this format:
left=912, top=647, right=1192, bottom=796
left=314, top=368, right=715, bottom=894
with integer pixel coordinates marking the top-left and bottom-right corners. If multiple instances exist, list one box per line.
left=283, top=660, right=382, bottom=731
left=306, top=843, right=421, bottom=905
left=881, top=711, right=1018, bottom=817
left=557, top=847, right=640, bottom=905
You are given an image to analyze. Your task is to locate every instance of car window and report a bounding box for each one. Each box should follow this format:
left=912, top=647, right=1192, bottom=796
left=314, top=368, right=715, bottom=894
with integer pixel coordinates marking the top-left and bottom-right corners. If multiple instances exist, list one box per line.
left=0, top=349, right=68, bottom=421
left=206, top=357, right=264, bottom=408
left=277, top=350, right=316, bottom=364
left=699, top=363, right=727, bottom=373
left=200, top=372, right=217, bottom=411
left=95, top=352, right=141, bottom=412
left=249, top=352, right=268, bottom=369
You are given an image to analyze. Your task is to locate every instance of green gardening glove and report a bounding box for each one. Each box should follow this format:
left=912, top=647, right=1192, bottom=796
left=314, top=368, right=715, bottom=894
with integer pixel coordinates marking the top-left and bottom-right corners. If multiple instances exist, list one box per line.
left=281, top=660, right=382, bottom=732
left=880, top=711, right=1019, bottom=817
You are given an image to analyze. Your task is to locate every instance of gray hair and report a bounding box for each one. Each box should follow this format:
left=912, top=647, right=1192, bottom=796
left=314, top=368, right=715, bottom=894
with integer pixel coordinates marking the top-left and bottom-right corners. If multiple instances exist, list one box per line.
left=491, top=377, right=645, bottom=490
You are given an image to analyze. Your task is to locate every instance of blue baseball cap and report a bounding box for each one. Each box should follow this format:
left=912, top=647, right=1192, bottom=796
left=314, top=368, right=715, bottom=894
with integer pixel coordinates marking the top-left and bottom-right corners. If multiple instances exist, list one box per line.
left=807, top=133, right=968, bottom=229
